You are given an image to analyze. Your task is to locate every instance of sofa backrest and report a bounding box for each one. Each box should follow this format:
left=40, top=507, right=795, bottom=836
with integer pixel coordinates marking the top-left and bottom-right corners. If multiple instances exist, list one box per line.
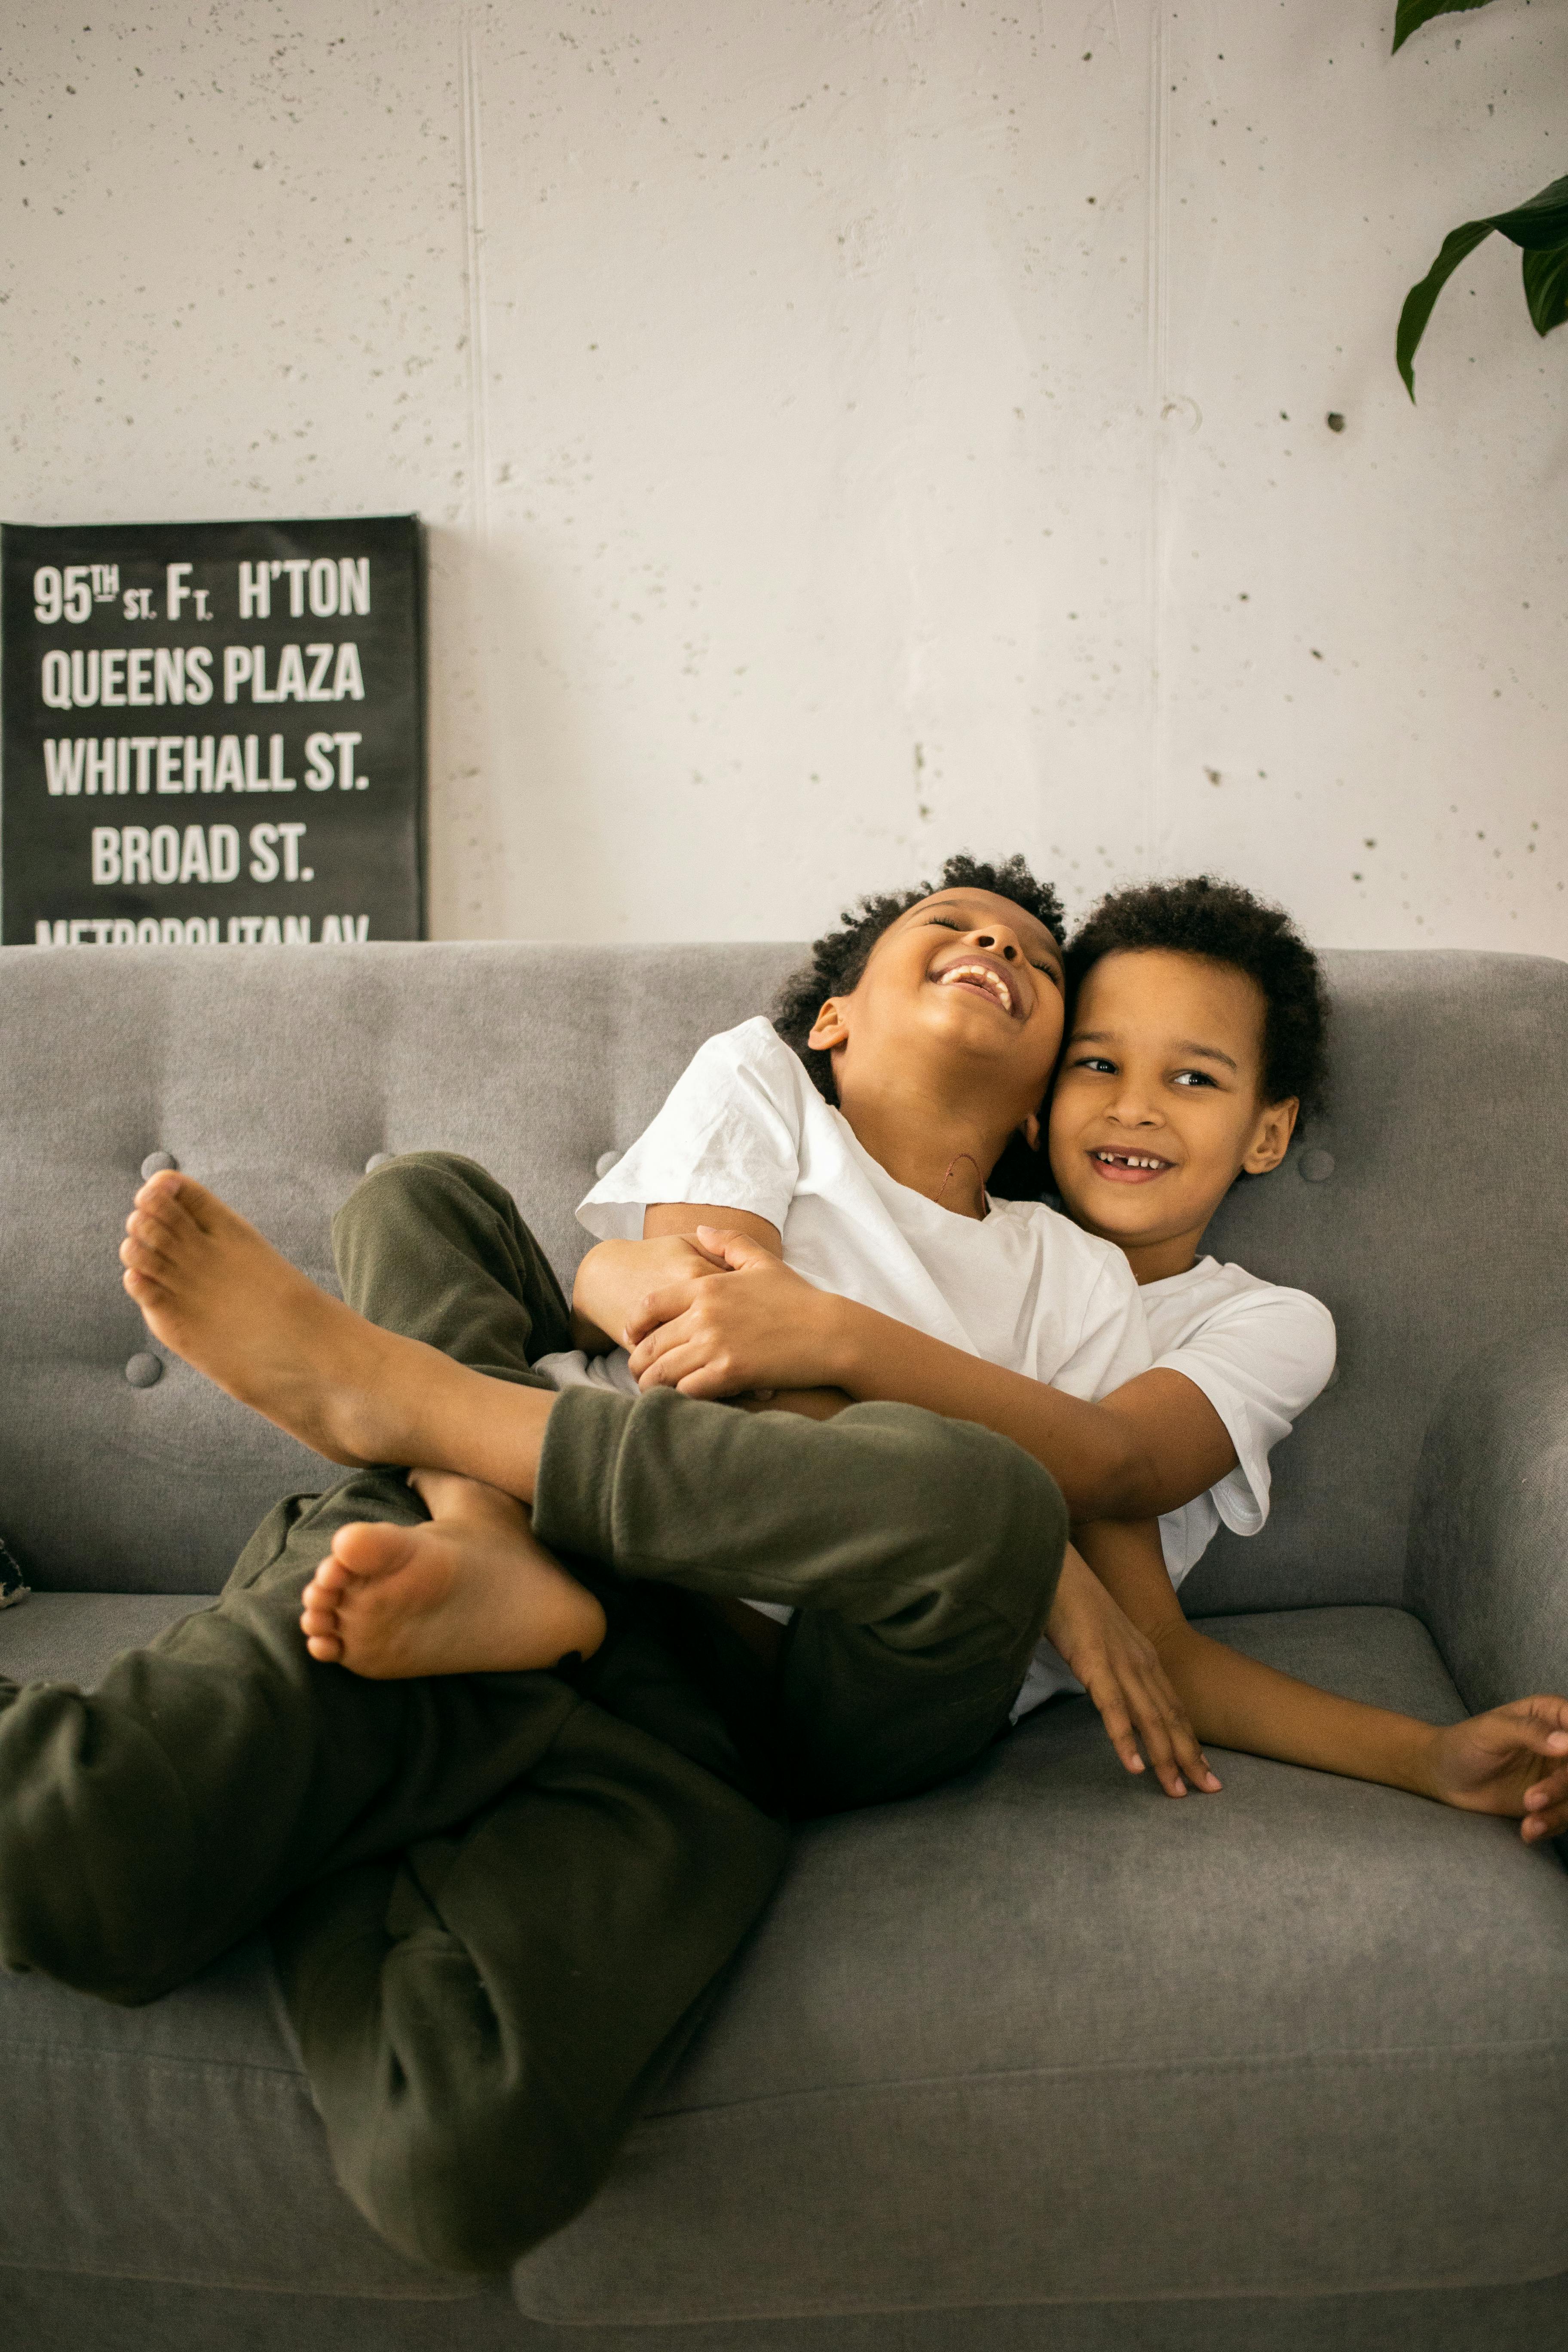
left=1, top=942, right=1563, bottom=1603
left=1189, top=946, right=1568, bottom=1614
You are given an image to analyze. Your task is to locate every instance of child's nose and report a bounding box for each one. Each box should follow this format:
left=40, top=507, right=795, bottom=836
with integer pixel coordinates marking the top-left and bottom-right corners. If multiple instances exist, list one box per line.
left=973, top=931, right=1018, bottom=961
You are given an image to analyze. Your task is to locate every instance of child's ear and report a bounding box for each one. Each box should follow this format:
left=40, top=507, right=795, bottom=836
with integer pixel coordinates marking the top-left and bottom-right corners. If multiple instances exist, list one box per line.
left=1242, top=1096, right=1299, bottom=1177
left=1019, top=1111, right=1043, bottom=1153
left=807, top=998, right=850, bottom=1053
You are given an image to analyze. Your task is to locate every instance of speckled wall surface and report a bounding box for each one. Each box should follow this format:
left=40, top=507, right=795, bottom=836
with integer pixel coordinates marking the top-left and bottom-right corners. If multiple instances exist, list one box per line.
left=3, top=1, right=1563, bottom=950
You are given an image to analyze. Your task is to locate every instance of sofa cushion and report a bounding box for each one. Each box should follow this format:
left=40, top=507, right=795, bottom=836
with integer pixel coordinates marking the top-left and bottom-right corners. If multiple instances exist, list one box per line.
left=0, top=1929, right=482, bottom=2302
left=1191, top=949, right=1568, bottom=1614
left=511, top=1606, right=1568, bottom=2327
left=6, top=1599, right=1561, bottom=2312
left=0, top=1598, right=486, bottom=2300
left=0, top=940, right=803, bottom=1594
left=0, top=1591, right=207, bottom=1686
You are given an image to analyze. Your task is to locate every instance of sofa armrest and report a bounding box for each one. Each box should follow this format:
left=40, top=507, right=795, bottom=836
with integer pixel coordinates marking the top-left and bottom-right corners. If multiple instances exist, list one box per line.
left=1406, top=1324, right=1568, bottom=1713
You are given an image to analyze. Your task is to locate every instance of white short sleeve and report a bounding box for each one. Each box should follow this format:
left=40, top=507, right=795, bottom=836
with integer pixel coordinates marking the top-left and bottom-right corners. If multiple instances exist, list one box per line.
left=577, top=1018, right=804, bottom=1243
left=1050, top=1260, right=1155, bottom=1403
left=1151, top=1285, right=1336, bottom=1537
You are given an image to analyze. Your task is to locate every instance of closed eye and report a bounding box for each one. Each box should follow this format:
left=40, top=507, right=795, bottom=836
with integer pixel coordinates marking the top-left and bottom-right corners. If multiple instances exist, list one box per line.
left=923, top=915, right=1061, bottom=984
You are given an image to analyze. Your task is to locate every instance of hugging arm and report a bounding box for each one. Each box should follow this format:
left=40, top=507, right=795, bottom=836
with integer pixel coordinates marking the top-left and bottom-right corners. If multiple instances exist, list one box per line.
left=1075, top=1517, right=1568, bottom=1840
left=609, top=1216, right=1234, bottom=1518
left=570, top=1207, right=785, bottom=1351
left=576, top=1211, right=1218, bottom=1798
left=573, top=1207, right=855, bottom=1415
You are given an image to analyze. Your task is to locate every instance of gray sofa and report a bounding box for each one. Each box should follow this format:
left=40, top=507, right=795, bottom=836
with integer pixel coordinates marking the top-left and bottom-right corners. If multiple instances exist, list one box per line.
left=2, top=940, right=1567, bottom=2352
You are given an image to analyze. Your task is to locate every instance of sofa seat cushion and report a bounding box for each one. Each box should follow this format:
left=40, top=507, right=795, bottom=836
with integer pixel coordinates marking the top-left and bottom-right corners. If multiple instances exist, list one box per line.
left=4, top=1601, right=1565, bottom=2314
left=0, top=1590, right=210, bottom=1687
left=512, top=1606, right=1568, bottom=2329
left=0, top=1593, right=484, bottom=2300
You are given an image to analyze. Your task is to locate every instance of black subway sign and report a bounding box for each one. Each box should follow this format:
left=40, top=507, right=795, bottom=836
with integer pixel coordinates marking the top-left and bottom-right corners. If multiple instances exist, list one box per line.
left=2, top=516, right=424, bottom=946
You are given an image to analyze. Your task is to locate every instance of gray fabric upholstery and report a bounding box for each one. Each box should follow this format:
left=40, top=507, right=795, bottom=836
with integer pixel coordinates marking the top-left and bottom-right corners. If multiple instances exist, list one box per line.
left=1184, top=950, right=1568, bottom=1614
left=1406, top=1324, right=1568, bottom=1715
left=0, top=1591, right=206, bottom=1687
left=8, top=2272, right=527, bottom=2351
left=511, top=1607, right=1568, bottom=2326
left=0, top=1932, right=475, bottom=2300
left=11, top=2267, right=1568, bottom=2352
left=6, top=1603, right=1563, bottom=2329
left=3, top=941, right=1566, bottom=2348
left=0, top=940, right=803, bottom=1592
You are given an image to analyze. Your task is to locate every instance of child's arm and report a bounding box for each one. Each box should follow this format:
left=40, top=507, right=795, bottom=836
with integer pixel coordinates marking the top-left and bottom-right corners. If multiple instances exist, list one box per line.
left=622, top=1225, right=1234, bottom=1518
left=571, top=1207, right=783, bottom=1351
left=604, top=1219, right=1219, bottom=1797
left=1075, top=1516, right=1568, bottom=1841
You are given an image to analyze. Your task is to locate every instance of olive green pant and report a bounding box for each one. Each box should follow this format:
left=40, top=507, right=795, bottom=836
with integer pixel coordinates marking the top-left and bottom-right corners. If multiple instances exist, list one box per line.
left=0, top=1154, right=1068, bottom=2274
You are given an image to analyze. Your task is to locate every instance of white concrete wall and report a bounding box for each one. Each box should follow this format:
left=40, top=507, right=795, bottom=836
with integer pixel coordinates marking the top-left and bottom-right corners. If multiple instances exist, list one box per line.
left=5, top=0, right=1564, bottom=949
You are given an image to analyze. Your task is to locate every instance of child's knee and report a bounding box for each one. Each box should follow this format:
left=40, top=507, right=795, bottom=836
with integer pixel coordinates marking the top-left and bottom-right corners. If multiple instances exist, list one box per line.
left=873, top=1406, right=1067, bottom=1634
left=369, top=2127, right=597, bottom=2275
left=0, top=1748, right=194, bottom=2005
left=861, top=1403, right=1064, bottom=1566
left=333, top=2035, right=605, bottom=2273
left=332, top=1148, right=492, bottom=1240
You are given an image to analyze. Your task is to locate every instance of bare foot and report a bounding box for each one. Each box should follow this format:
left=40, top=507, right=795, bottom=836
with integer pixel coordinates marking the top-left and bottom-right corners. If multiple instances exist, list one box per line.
left=119, top=1170, right=553, bottom=1487
left=299, top=1469, right=606, bottom=1678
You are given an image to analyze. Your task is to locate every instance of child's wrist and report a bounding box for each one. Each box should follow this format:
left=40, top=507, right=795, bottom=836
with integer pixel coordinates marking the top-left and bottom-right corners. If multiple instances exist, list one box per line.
left=1402, top=1719, right=1447, bottom=1802
left=820, top=1297, right=870, bottom=1391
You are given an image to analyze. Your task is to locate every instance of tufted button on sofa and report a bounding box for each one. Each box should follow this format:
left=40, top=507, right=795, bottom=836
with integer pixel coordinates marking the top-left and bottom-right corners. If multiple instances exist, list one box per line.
left=2, top=940, right=1567, bottom=2352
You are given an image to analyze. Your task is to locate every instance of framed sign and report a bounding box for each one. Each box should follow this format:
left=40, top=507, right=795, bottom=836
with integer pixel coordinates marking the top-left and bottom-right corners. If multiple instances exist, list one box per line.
left=1, top=515, right=424, bottom=947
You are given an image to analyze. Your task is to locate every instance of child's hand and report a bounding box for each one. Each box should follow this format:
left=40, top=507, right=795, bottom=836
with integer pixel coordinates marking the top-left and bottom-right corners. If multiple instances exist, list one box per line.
left=1045, top=1547, right=1222, bottom=1800
left=1424, top=1698, right=1568, bottom=1842
left=572, top=1234, right=730, bottom=1352
left=625, top=1230, right=846, bottom=1396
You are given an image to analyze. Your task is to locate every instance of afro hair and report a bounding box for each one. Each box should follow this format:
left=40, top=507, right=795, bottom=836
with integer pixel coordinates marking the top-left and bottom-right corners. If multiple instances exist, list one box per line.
left=772, top=852, right=1066, bottom=1106
left=1064, top=875, right=1329, bottom=1116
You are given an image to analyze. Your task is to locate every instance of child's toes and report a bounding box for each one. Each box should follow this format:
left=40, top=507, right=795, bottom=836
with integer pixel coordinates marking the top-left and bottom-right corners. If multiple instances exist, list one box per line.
left=120, top=1233, right=172, bottom=1277
left=304, top=1632, right=344, bottom=1663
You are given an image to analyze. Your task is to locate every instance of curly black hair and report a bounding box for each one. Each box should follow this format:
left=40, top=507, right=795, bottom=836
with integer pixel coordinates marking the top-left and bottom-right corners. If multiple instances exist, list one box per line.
left=772, top=852, right=1066, bottom=1105
left=1064, top=875, right=1329, bottom=1115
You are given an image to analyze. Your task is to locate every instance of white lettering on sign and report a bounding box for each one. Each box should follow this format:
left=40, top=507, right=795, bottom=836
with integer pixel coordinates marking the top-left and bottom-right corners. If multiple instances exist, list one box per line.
left=303, top=730, right=368, bottom=790
left=221, top=644, right=362, bottom=704
left=91, top=824, right=243, bottom=886
left=246, top=821, right=309, bottom=882
left=40, top=646, right=213, bottom=710
left=33, top=913, right=321, bottom=948
left=43, top=733, right=308, bottom=797
left=236, top=558, right=370, bottom=621
left=33, top=565, right=120, bottom=623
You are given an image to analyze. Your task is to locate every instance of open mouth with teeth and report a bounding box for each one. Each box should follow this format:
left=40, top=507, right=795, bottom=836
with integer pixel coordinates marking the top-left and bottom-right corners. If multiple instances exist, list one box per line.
left=931, top=958, right=1019, bottom=1017
left=1089, top=1148, right=1174, bottom=1184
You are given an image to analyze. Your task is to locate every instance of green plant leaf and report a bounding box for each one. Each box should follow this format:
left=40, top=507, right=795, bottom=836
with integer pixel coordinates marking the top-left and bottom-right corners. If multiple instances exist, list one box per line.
left=1392, top=0, right=1500, bottom=55
left=1522, top=242, right=1568, bottom=337
left=1398, top=174, right=1568, bottom=397
left=1397, top=220, right=1497, bottom=395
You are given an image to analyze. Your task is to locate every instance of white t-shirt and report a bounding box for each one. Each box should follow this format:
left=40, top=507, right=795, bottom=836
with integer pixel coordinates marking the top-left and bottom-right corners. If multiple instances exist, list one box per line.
left=537, top=1016, right=1335, bottom=1712
left=1011, top=1258, right=1337, bottom=1718
left=542, top=1016, right=1153, bottom=1406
